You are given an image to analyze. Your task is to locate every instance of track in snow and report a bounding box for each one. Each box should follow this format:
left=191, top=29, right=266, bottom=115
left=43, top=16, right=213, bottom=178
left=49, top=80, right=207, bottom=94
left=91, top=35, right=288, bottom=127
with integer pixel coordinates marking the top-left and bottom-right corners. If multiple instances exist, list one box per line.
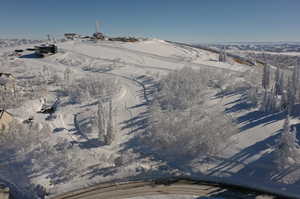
left=26, top=50, right=150, bottom=147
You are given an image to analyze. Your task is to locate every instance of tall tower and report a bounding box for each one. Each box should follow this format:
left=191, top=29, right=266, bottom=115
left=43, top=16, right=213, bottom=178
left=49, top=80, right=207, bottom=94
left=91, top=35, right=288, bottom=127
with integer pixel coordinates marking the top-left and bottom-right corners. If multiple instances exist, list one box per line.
left=47, top=34, right=51, bottom=42
left=96, top=21, right=100, bottom=33
left=93, top=20, right=104, bottom=40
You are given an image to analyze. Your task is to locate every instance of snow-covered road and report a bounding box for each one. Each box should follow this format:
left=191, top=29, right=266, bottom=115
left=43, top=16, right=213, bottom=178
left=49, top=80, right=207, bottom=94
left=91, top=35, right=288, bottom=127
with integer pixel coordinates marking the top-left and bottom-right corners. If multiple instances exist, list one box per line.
left=51, top=179, right=276, bottom=199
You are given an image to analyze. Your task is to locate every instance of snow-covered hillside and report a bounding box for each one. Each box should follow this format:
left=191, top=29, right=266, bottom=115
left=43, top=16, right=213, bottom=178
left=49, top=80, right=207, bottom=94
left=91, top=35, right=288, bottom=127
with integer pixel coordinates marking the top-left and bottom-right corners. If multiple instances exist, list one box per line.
left=0, top=38, right=44, bottom=48
left=0, top=38, right=299, bottom=199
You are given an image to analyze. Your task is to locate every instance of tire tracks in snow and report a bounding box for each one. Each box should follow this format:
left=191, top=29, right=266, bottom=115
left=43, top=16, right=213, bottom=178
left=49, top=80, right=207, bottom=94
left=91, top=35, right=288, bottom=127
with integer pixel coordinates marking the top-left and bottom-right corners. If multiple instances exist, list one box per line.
left=62, top=44, right=243, bottom=73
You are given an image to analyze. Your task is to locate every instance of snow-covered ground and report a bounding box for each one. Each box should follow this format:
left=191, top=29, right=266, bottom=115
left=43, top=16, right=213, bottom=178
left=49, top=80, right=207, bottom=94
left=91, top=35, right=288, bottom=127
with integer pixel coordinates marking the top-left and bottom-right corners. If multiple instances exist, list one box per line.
left=1, top=38, right=299, bottom=198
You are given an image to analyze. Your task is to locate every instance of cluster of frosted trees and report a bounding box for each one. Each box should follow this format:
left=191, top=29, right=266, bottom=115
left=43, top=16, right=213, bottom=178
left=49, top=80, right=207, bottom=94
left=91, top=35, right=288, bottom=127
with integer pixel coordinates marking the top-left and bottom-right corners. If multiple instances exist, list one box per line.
left=251, top=63, right=300, bottom=168
left=248, top=63, right=300, bottom=114
left=0, top=65, right=64, bottom=109
left=143, top=67, right=237, bottom=161
left=274, top=116, right=300, bottom=169
left=62, top=68, right=117, bottom=145
left=248, top=52, right=300, bottom=69
left=219, top=49, right=227, bottom=62
left=0, top=75, right=49, bottom=110
left=62, top=73, right=120, bottom=104
left=0, top=121, right=83, bottom=197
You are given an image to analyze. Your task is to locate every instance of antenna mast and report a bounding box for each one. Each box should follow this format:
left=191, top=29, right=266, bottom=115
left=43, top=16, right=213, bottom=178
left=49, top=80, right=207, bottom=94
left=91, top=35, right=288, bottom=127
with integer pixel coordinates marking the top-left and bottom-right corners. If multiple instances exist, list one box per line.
left=96, top=21, right=100, bottom=33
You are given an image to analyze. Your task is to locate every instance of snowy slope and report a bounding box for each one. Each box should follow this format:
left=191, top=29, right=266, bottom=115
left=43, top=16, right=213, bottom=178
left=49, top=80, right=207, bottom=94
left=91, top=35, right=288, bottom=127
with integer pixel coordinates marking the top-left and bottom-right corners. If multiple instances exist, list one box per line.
left=58, top=40, right=249, bottom=73
left=2, top=38, right=298, bottom=198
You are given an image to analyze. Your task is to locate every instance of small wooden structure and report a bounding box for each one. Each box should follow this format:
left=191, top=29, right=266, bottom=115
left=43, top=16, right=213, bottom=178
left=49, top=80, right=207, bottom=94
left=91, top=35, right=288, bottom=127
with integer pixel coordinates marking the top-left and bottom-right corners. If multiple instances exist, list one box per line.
left=108, top=37, right=138, bottom=42
left=0, top=73, right=16, bottom=93
left=0, top=110, right=13, bottom=132
left=0, top=73, right=15, bottom=80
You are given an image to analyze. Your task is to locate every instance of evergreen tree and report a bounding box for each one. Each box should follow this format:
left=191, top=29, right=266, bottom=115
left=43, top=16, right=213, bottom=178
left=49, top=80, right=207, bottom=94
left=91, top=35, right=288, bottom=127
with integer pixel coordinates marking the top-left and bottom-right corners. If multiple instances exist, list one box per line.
left=275, top=116, right=300, bottom=169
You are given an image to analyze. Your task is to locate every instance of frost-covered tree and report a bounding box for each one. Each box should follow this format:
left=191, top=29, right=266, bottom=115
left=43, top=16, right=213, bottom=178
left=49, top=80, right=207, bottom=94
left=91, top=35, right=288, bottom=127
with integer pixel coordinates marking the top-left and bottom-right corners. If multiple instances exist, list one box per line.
left=42, top=65, right=50, bottom=82
left=158, top=67, right=207, bottom=110
left=262, top=64, right=271, bottom=90
left=280, top=90, right=288, bottom=111
left=63, top=68, right=72, bottom=85
left=292, top=64, right=300, bottom=103
left=143, top=67, right=238, bottom=161
left=274, top=116, right=300, bottom=169
left=260, top=87, right=280, bottom=113
left=0, top=121, right=84, bottom=195
left=275, top=66, right=280, bottom=83
left=287, top=77, right=296, bottom=114
left=104, top=99, right=114, bottom=145
left=68, top=85, right=82, bottom=104
left=218, top=49, right=227, bottom=62
left=261, top=90, right=269, bottom=112
left=63, top=77, right=120, bottom=104
left=270, top=87, right=278, bottom=112
left=97, top=99, right=106, bottom=141
left=145, top=105, right=237, bottom=160
left=278, top=72, right=285, bottom=96
left=96, top=98, right=115, bottom=145
left=274, top=67, right=284, bottom=96
left=292, top=65, right=300, bottom=95
left=247, top=86, right=258, bottom=106
left=51, top=72, right=62, bottom=86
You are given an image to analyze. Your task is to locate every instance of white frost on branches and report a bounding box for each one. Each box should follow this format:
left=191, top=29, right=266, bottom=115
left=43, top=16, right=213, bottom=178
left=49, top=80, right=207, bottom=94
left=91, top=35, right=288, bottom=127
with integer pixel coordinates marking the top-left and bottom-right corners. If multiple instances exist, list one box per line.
left=274, top=116, right=300, bottom=169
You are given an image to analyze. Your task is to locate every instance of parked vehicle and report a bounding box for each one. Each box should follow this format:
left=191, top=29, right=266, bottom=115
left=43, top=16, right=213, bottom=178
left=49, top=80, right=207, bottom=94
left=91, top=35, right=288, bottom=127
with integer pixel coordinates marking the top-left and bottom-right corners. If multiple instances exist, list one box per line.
left=35, top=44, right=57, bottom=57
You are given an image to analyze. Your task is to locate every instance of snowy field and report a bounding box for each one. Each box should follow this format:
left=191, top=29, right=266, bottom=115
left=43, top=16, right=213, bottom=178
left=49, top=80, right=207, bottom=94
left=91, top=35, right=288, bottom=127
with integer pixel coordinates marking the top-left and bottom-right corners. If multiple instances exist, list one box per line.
left=0, top=38, right=300, bottom=199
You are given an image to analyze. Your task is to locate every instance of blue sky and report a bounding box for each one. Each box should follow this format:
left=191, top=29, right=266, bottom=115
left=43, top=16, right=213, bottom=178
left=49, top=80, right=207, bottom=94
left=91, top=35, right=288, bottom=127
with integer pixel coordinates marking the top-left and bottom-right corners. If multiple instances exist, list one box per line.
left=0, top=0, right=299, bottom=43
